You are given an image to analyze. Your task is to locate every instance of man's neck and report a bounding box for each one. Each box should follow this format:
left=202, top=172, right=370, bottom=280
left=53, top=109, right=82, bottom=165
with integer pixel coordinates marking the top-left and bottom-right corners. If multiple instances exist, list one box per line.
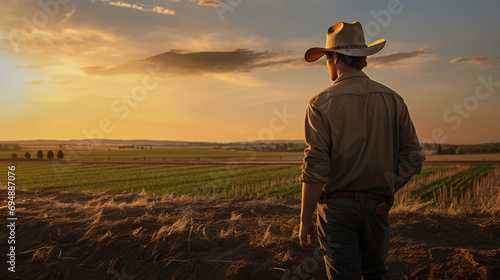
left=336, top=66, right=358, bottom=78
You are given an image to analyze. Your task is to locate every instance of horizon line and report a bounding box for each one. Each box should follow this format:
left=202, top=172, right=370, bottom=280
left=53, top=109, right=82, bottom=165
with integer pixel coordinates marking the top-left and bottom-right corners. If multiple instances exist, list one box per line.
left=0, top=138, right=499, bottom=146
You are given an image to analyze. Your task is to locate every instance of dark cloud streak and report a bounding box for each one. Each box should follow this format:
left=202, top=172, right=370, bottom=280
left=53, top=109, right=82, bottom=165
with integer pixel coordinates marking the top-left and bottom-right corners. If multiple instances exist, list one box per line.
left=449, top=57, right=497, bottom=67
left=368, top=48, right=433, bottom=68
left=82, top=49, right=304, bottom=76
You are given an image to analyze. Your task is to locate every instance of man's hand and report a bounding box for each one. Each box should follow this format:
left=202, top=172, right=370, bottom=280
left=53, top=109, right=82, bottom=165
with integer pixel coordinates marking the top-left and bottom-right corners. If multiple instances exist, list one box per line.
left=299, top=218, right=316, bottom=248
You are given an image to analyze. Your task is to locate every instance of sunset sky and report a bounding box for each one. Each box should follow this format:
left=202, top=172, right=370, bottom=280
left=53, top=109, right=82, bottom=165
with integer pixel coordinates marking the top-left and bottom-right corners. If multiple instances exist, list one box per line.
left=1, top=0, right=499, bottom=144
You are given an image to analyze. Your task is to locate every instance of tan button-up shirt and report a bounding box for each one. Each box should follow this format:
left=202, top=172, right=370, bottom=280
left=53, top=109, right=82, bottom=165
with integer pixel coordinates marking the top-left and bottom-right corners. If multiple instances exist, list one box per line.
left=299, top=70, right=426, bottom=196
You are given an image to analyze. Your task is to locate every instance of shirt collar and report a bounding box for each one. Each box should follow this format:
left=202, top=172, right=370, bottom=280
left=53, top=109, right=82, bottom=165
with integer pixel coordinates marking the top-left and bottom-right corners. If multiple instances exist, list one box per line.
left=334, top=70, right=369, bottom=84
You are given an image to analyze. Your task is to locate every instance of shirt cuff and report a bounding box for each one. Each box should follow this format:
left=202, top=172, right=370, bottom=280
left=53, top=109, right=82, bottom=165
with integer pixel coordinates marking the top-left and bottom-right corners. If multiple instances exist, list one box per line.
left=300, top=161, right=328, bottom=183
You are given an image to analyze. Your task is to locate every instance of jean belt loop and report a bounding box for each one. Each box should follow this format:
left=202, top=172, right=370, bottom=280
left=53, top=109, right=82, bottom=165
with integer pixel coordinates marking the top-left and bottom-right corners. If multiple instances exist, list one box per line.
left=356, top=191, right=366, bottom=207
left=354, top=191, right=360, bottom=202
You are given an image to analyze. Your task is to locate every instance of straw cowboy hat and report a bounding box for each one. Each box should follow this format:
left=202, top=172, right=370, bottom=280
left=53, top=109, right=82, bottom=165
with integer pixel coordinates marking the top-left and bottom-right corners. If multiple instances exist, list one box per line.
left=304, top=22, right=386, bottom=62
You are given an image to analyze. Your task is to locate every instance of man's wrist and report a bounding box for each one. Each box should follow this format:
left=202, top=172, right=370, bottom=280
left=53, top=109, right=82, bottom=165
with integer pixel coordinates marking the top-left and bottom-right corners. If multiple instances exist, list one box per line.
left=300, top=204, right=318, bottom=222
left=300, top=212, right=315, bottom=222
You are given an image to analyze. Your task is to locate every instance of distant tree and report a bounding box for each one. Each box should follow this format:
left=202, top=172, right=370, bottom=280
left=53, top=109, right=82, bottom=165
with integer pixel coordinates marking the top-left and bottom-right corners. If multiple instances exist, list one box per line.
left=37, top=150, right=43, bottom=159
left=456, top=147, right=465, bottom=155
left=436, top=144, right=442, bottom=155
left=47, top=151, right=54, bottom=159
left=11, top=153, right=17, bottom=159
left=57, top=150, right=64, bottom=159
left=24, top=152, right=31, bottom=159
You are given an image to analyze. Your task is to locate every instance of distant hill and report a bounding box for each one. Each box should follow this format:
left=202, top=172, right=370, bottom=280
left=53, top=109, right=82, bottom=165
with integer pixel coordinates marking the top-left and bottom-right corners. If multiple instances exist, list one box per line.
left=226, top=139, right=305, bottom=144
left=0, top=139, right=305, bottom=146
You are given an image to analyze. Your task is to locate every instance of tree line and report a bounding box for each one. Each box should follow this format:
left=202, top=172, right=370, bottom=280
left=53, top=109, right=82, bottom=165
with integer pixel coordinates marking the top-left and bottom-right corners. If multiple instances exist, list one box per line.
left=118, top=145, right=153, bottom=149
left=234, top=142, right=306, bottom=152
left=10, top=150, right=64, bottom=159
left=435, top=142, right=500, bottom=155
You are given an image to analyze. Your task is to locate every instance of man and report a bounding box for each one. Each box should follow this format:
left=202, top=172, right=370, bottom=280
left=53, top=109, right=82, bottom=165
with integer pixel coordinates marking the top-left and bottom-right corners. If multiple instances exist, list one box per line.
left=298, top=22, right=426, bottom=279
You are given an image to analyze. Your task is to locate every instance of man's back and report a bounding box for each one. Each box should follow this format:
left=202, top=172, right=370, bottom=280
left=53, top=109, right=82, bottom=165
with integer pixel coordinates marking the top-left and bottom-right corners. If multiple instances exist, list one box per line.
left=300, top=69, right=422, bottom=196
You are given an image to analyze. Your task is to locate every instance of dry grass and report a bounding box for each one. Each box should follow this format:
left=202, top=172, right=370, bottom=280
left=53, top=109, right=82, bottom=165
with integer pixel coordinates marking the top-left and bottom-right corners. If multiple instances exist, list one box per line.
left=219, top=225, right=236, bottom=239
left=3, top=184, right=499, bottom=279
left=258, top=224, right=275, bottom=247
left=230, top=211, right=242, bottom=221
left=229, top=177, right=300, bottom=198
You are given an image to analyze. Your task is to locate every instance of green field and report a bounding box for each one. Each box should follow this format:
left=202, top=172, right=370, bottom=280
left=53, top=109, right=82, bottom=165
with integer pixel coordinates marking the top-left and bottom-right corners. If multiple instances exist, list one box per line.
left=8, top=163, right=303, bottom=198
left=2, top=163, right=496, bottom=201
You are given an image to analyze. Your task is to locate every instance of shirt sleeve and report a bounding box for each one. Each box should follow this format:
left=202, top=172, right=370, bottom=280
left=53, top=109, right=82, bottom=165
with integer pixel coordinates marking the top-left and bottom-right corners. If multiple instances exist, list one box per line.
left=299, top=101, right=332, bottom=184
left=397, top=102, right=426, bottom=180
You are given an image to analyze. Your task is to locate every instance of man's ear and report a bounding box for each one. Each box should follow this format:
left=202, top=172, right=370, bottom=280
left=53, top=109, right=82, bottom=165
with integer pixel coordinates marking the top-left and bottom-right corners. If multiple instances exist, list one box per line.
left=333, top=52, right=339, bottom=64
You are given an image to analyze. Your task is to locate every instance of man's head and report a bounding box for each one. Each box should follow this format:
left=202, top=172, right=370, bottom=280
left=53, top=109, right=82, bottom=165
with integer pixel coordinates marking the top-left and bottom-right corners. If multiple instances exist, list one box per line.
left=325, top=51, right=367, bottom=81
left=304, top=22, right=385, bottom=80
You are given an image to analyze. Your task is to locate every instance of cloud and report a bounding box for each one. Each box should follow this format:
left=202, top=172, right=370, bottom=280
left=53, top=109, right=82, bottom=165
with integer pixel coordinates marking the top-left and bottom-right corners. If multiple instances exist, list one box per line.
left=196, top=0, right=223, bottom=7
left=0, top=27, right=123, bottom=64
left=82, top=49, right=305, bottom=76
left=60, top=8, right=76, bottom=24
left=368, top=48, right=433, bottom=68
left=449, top=57, right=497, bottom=68
left=97, top=0, right=175, bottom=15
left=181, top=0, right=222, bottom=7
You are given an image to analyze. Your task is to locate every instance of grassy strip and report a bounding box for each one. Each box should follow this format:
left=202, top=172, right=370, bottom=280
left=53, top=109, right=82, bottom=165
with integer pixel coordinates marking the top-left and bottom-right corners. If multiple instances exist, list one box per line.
left=411, top=165, right=494, bottom=201
left=410, top=166, right=449, bottom=181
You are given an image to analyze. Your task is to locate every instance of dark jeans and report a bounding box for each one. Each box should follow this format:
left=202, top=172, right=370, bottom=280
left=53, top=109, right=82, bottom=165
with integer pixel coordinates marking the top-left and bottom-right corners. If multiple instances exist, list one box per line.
left=316, top=192, right=390, bottom=280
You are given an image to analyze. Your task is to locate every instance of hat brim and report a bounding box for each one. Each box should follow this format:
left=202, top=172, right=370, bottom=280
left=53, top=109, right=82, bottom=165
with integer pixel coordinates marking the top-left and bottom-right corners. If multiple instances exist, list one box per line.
left=304, top=38, right=386, bottom=62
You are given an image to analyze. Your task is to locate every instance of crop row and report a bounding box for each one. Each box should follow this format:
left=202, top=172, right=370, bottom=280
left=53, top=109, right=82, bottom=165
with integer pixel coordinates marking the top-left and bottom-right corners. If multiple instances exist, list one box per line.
left=411, top=165, right=495, bottom=200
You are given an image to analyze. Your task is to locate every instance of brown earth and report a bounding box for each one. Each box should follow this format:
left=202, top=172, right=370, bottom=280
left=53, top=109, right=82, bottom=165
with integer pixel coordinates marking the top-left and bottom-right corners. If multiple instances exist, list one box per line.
left=1, top=190, right=499, bottom=280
